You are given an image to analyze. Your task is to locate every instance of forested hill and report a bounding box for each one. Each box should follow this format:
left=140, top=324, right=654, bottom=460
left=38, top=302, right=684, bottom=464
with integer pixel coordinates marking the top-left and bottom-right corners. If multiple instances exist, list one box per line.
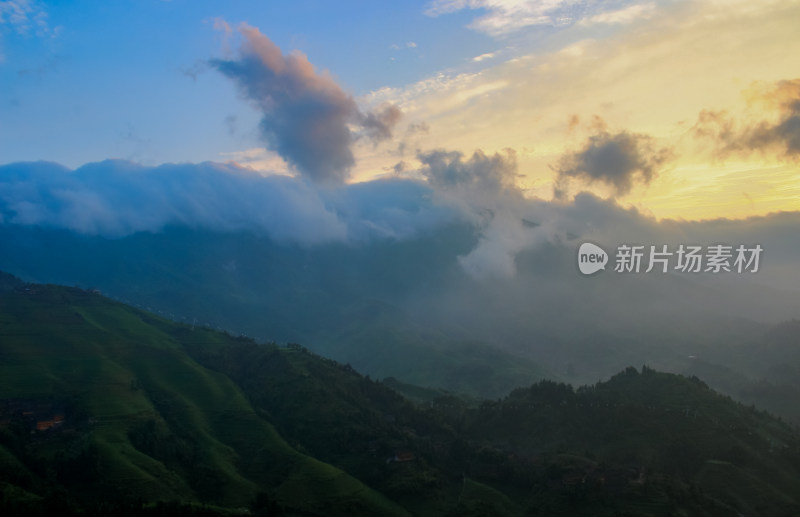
left=1, top=272, right=799, bottom=516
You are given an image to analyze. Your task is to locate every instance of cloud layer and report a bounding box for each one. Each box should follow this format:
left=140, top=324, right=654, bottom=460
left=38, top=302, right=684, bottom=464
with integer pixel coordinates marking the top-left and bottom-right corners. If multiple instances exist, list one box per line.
left=0, top=160, right=459, bottom=246
left=1, top=155, right=799, bottom=295
left=211, top=23, right=401, bottom=184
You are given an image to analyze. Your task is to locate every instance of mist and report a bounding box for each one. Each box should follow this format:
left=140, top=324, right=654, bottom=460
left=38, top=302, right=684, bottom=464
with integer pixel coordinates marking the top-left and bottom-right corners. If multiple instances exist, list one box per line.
left=1, top=155, right=799, bottom=395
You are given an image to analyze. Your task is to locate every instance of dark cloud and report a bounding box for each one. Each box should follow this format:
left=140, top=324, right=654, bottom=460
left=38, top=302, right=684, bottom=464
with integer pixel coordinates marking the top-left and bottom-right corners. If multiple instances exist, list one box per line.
left=362, top=104, right=403, bottom=141
left=210, top=23, right=401, bottom=184
left=747, top=111, right=800, bottom=157
left=761, top=79, right=800, bottom=156
left=553, top=127, right=673, bottom=197
left=693, top=78, right=800, bottom=160
left=741, top=79, right=800, bottom=158
left=418, top=148, right=518, bottom=193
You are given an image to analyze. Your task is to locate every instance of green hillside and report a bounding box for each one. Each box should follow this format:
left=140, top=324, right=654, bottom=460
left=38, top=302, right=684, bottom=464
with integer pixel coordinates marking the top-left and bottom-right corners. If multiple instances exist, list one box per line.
left=0, top=225, right=558, bottom=400
left=3, top=224, right=798, bottom=415
left=1, top=272, right=800, bottom=516
left=187, top=340, right=800, bottom=516
left=0, top=273, right=408, bottom=516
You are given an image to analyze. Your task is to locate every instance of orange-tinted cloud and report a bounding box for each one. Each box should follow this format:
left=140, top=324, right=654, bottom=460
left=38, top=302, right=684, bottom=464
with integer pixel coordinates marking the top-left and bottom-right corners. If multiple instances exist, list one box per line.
left=211, top=23, right=401, bottom=184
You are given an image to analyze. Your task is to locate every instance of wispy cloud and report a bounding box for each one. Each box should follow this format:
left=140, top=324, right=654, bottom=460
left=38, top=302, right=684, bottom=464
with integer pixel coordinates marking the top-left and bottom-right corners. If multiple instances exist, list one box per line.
left=0, top=0, right=50, bottom=35
left=424, top=0, right=657, bottom=36
left=218, top=147, right=291, bottom=175
left=0, top=0, right=55, bottom=62
left=425, top=0, right=576, bottom=36
left=579, top=2, right=655, bottom=26
left=390, top=41, right=418, bottom=50
left=472, top=52, right=496, bottom=62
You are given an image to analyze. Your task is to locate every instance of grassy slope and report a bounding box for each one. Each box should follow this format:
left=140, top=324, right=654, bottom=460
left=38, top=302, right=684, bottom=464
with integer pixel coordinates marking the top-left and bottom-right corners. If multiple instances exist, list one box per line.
left=0, top=226, right=554, bottom=399
left=0, top=279, right=409, bottom=516
left=181, top=332, right=800, bottom=516
left=2, top=273, right=800, bottom=516
left=179, top=332, right=543, bottom=517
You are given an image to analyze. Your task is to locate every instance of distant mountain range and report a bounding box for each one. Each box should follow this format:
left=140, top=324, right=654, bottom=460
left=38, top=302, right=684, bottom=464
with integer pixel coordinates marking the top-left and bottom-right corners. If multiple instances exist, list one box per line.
left=1, top=223, right=799, bottom=415
left=1, top=273, right=799, bottom=516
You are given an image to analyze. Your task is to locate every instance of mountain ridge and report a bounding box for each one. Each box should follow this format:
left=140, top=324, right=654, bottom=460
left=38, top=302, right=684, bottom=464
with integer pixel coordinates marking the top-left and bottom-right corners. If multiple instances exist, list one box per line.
left=1, top=272, right=799, bottom=515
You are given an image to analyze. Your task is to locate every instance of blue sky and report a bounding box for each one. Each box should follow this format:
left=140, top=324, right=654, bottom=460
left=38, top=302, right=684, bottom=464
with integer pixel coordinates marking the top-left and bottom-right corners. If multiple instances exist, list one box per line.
left=1, top=1, right=491, bottom=167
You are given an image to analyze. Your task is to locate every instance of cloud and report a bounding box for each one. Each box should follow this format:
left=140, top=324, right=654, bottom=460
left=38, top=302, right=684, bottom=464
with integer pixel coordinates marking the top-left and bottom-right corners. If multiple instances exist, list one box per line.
left=0, top=0, right=49, bottom=36
left=748, top=79, right=800, bottom=157
left=553, top=125, right=673, bottom=197
left=1, top=156, right=798, bottom=293
left=417, top=148, right=555, bottom=278
left=0, top=0, right=55, bottom=63
left=210, top=24, right=359, bottom=184
left=424, top=0, right=574, bottom=35
left=419, top=148, right=518, bottom=193
left=0, top=160, right=461, bottom=246
left=332, top=178, right=457, bottom=241
left=218, top=147, right=290, bottom=175
left=579, top=2, right=655, bottom=26
left=391, top=41, right=417, bottom=50
left=424, top=0, right=657, bottom=36
left=472, top=52, right=496, bottom=62
left=693, top=79, right=800, bottom=161
left=0, top=160, right=348, bottom=243
left=210, top=23, right=402, bottom=184
left=362, top=104, right=403, bottom=142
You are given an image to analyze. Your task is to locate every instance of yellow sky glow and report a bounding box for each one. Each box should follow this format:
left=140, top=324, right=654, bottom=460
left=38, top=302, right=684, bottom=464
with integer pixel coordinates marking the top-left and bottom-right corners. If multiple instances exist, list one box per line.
left=351, top=0, right=800, bottom=221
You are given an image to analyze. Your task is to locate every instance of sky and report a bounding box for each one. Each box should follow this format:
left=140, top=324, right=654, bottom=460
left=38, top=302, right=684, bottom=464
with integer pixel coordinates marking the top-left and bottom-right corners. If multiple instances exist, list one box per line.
left=1, top=0, right=798, bottom=222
